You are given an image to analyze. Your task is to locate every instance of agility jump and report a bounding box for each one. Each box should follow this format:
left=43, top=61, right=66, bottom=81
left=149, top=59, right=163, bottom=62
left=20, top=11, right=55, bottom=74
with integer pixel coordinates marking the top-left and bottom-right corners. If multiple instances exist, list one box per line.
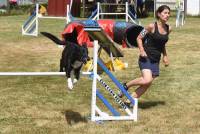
left=22, top=3, right=70, bottom=36
left=84, top=27, right=137, bottom=121
left=1, top=27, right=138, bottom=122
left=92, top=2, right=139, bottom=24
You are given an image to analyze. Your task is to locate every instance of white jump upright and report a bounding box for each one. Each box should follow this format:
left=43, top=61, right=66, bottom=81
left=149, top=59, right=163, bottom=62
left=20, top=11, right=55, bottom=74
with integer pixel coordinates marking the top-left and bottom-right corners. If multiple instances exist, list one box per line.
left=91, top=40, right=98, bottom=121
left=89, top=41, right=138, bottom=122
left=21, top=4, right=38, bottom=36
left=175, top=0, right=185, bottom=27
left=92, top=2, right=139, bottom=25
left=86, top=28, right=138, bottom=122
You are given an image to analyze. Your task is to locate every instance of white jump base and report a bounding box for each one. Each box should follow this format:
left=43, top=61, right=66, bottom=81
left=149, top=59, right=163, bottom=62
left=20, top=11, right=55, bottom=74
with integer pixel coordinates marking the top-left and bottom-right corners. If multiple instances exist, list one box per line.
left=0, top=72, right=91, bottom=76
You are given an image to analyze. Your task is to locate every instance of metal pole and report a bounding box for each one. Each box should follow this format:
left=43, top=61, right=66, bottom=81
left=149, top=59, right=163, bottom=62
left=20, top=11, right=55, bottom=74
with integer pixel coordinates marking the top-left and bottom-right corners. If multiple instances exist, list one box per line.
left=70, top=0, right=73, bottom=12
left=66, top=4, right=69, bottom=24
left=135, top=0, right=137, bottom=15
left=7, top=0, right=10, bottom=13
left=0, top=72, right=91, bottom=76
left=36, top=3, right=39, bottom=36
left=126, top=2, right=128, bottom=22
left=154, top=0, right=156, bottom=18
left=97, top=2, right=100, bottom=20
left=0, top=72, right=65, bottom=76
left=91, top=40, right=98, bottom=121
left=82, top=0, right=85, bottom=17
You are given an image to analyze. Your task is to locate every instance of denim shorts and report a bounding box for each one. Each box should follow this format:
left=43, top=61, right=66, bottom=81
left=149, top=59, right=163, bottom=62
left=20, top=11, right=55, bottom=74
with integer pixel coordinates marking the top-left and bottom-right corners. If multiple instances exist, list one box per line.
left=138, top=56, right=159, bottom=76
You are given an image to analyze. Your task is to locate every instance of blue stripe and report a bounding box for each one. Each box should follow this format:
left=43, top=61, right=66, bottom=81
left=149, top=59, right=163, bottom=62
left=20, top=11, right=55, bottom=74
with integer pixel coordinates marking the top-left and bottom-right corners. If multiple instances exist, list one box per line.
left=23, top=12, right=36, bottom=29
left=27, top=22, right=36, bottom=34
left=128, top=10, right=136, bottom=19
left=97, top=59, right=135, bottom=105
left=88, top=9, right=97, bottom=19
left=96, top=89, right=120, bottom=116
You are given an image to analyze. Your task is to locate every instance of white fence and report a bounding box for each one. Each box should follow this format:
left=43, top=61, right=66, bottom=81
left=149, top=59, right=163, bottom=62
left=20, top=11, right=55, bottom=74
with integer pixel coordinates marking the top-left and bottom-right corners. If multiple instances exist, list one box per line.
left=187, top=0, right=200, bottom=16
left=0, top=0, right=48, bottom=6
left=17, top=0, right=48, bottom=5
left=155, top=0, right=177, bottom=10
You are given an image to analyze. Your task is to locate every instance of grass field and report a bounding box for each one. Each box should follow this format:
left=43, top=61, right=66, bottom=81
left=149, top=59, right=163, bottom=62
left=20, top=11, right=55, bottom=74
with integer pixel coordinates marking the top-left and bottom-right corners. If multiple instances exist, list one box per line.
left=0, top=15, right=200, bottom=134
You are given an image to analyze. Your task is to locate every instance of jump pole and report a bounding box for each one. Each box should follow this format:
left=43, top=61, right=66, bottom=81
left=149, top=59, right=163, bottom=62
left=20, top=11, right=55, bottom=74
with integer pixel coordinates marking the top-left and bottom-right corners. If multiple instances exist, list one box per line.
left=91, top=40, right=98, bottom=122
left=0, top=72, right=91, bottom=76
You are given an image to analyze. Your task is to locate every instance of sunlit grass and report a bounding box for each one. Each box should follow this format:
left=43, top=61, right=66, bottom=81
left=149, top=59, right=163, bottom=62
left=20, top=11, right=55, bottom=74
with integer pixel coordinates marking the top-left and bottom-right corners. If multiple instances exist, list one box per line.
left=0, top=15, right=200, bottom=134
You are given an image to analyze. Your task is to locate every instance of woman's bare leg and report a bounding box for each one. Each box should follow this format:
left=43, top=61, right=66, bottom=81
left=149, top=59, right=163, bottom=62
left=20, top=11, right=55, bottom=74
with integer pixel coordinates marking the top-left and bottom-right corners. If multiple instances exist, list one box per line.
left=126, top=69, right=153, bottom=87
left=125, top=84, right=151, bottom=103
left=132, top=82, right=153, bottom=98
left=125, top=69, right=155, bottom=101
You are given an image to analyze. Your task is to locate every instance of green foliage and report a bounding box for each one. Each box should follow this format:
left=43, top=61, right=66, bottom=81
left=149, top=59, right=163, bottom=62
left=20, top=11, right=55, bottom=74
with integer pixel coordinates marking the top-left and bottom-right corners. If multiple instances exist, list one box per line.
left=0, top=3, right=48, bottom=16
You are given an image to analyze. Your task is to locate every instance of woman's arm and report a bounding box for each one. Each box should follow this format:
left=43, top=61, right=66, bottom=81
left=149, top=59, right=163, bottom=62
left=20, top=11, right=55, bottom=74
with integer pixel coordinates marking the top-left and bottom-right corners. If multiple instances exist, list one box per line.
left=137, top=30, right=147, bottom=57
left=168, top=26, right=172, bottom=33
left=162, top=26, right=171, bottom=66
left=162, top=47, right=169, bottom=66
left=136, top=23, right=154, bottom=57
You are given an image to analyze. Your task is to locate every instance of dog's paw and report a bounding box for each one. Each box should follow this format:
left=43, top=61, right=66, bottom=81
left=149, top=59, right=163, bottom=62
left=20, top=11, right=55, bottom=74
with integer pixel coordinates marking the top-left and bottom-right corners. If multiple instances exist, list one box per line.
left=67, top=78, right=73, bottom=90
left=73, top=79, right=78, bottom=84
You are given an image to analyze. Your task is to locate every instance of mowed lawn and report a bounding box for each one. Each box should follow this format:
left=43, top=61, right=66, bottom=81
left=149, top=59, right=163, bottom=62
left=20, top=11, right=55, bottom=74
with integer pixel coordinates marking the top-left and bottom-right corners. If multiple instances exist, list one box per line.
left=0, top=15, right=200, bottom=134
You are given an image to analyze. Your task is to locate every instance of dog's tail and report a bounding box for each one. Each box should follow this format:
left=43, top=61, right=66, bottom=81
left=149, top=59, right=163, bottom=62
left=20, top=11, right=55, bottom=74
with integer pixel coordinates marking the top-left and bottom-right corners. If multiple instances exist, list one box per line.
left=40, top=32, right=65, bottom=45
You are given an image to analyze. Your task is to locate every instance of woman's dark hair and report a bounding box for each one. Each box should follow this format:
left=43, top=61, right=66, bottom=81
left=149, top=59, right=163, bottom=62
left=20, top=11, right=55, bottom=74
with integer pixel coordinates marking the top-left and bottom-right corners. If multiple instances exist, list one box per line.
left=156, top=5, right=171, bottom=20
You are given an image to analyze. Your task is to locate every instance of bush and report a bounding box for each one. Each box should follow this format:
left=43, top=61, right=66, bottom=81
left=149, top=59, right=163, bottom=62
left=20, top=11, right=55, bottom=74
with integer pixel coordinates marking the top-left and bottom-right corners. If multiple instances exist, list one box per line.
left=0, top=3, right=48, bottom=16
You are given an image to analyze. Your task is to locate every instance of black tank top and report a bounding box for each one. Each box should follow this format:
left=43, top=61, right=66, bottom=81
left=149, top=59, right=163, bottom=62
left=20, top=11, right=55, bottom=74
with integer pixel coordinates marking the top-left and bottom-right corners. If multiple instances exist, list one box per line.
left=143, top=22, right=169, bottom=62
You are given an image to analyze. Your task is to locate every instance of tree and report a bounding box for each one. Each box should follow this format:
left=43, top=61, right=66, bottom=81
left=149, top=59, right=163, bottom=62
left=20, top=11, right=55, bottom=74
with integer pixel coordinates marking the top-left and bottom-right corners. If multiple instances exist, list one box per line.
left=7, top=0, right=10, bottom=13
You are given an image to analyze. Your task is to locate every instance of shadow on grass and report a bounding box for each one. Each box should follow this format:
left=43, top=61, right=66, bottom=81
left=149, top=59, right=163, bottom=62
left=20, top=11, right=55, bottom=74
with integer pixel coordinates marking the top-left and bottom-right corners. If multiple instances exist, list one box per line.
left=63, top=109, right=88, bottom=125
left=138, top=101, right=165, bottom=109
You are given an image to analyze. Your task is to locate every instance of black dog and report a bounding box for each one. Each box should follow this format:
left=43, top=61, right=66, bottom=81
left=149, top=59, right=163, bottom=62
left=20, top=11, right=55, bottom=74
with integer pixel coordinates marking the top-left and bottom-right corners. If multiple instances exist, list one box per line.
left=41, top=32, right=89, bottom=90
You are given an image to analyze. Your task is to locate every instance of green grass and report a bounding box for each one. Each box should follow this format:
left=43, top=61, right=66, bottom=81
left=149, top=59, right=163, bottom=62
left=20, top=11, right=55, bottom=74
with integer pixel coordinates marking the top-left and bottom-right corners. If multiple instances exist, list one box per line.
left=0, top=15, right=200, bottom=134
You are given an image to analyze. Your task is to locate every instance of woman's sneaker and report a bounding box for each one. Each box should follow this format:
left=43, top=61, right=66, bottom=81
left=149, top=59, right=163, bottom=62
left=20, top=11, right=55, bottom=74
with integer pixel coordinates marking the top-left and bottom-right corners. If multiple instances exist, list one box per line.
left=118, top=83, right=128, bottom=98
left=124, top=101, right=133, bottom=108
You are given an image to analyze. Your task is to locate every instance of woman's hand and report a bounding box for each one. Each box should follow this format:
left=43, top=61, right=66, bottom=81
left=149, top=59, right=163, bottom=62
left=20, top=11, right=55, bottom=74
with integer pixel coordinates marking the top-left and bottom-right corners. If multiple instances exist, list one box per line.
left=139, top=50, right=148, bottom=58
left=163, top=55, right=169, bottom=67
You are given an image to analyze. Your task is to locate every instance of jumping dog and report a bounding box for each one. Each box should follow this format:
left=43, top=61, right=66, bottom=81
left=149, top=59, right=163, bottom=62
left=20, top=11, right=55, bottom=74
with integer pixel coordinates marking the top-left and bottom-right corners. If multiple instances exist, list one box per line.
left=41, top=32, right=89, bottom=90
